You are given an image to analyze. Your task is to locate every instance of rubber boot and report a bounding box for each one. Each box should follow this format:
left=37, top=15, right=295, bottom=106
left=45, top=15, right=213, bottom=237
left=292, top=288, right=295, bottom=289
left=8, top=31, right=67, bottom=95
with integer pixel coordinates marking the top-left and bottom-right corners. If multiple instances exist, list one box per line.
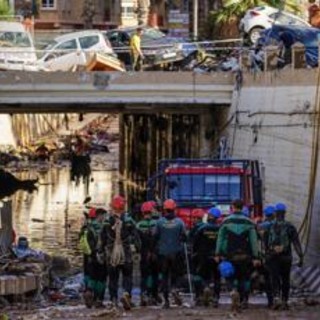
left=83, top=290, right=94, bottom=309
left=120, top=292, right=131, bottom=311
left=230, top=289, right=240, bottom=313
left=203, top=287, right=211, bottom=307
left=140, top=294, right=148, bottom=307
left=172, top=290, right=182, bottom=306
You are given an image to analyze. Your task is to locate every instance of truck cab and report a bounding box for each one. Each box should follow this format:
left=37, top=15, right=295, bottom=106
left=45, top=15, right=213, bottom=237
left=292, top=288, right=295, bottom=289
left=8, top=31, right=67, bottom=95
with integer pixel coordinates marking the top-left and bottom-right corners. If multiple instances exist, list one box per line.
left=147, top=159, right=263, bottom=228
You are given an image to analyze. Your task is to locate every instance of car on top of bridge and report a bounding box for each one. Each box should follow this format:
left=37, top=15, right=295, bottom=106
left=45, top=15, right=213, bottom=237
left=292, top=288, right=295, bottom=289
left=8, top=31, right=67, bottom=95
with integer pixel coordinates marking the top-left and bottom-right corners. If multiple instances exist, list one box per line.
left=36, top=30, right=118, bottom=71
left=0, top=21, right=37, bottom=71
left=104, top=26, right=198, bottom=69
left=239, top=5, right=310, bottom=44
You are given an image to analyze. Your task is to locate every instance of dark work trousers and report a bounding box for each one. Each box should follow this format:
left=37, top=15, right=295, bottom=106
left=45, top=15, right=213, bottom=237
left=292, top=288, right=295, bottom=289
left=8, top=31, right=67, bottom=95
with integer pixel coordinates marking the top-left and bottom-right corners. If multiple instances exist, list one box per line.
left=86, top=255, right=107, bottom=301
left=140, top=254, right=159, bottom=298
left=108, top=263, right=133, bottom=301
left=262, top=261, right=275, bottom=306
left=159, top=253, right=184, bottom=302
left=229, top=258, right=253, bottom=302
left=196, top=255, right=221, bottom=299
left=268, top=255, right=292, bottom=302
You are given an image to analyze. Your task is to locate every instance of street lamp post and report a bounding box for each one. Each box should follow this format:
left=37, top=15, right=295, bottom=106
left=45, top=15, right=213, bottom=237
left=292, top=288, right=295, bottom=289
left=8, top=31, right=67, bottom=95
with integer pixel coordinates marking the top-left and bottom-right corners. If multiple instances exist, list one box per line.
left=193, top=0, right=198, bottom=40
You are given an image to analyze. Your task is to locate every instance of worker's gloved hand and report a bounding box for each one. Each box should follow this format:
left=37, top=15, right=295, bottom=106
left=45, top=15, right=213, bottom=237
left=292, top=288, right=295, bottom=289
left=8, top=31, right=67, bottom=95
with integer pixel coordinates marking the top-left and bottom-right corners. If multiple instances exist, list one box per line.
left=298, top=257, right=304, bottom=268
left=253, top=259, right=261, bottom=268
left=214, top=256, right=221, bottom=263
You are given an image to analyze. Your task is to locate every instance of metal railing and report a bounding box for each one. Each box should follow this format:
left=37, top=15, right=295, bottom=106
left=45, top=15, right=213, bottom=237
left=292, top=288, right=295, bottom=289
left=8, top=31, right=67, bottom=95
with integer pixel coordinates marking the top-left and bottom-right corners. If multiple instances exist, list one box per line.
left=0, top=43, right=315, bottom=72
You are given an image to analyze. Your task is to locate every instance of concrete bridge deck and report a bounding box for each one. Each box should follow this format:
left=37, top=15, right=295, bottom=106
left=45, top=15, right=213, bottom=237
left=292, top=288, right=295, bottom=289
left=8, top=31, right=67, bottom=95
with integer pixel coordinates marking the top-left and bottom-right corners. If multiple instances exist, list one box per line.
left=0, top=71, right=234, bottom=113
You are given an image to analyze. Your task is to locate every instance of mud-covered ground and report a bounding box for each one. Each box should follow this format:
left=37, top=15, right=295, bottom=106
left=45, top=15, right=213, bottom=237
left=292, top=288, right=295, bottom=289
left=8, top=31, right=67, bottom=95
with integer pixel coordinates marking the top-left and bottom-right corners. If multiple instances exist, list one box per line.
left=4, top=303, right=320, bottom=320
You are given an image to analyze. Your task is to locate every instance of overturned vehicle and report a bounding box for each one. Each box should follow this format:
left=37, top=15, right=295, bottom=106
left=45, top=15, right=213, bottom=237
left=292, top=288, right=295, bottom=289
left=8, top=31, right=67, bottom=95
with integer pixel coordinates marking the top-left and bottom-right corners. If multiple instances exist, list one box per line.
left=260, top=24, right=320, bottom=68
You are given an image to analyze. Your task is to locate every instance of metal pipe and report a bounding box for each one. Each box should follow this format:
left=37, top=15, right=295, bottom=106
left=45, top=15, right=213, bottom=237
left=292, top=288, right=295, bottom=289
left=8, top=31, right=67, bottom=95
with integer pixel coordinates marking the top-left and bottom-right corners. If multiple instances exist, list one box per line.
left=193, top=0, right=198, bottom=40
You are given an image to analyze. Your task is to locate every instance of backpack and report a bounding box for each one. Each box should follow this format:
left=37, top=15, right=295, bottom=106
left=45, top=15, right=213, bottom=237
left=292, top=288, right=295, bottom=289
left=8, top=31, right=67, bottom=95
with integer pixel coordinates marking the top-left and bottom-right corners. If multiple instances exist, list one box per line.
left=226, top=229, right=251, bottom=258
left=267, top=221, right=290, bottom=255
left=79, top=228, right=92, bottom=256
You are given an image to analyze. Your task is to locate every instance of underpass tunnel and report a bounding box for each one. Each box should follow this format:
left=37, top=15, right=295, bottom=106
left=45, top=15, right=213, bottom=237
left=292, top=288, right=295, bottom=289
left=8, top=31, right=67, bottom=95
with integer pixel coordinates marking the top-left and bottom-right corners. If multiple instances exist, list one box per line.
left=5, top=107, right=229, bottom=213
left=119, top=107, right=229, bottom=210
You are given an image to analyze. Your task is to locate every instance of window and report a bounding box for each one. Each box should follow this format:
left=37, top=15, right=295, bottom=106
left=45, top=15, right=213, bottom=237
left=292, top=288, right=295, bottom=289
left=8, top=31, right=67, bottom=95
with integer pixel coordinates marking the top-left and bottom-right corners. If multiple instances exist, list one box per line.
left=167, top=174, right=241, bottom=203
left=0, top=32, right=32, bottom=48
left=57, top=39, right=77, bottom=50
left=79, top=35, right=100, bottom=49
left=41, top=0, right=56, bottom=9
left=55, top=39, right=77, bottom=56
left=121, top=6, right=134, bottom=18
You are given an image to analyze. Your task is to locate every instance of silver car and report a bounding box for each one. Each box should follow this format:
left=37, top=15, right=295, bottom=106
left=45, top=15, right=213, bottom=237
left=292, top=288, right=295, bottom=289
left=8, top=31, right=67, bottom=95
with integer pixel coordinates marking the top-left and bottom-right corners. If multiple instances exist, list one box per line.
left=37, top=30, right=114, bottom=71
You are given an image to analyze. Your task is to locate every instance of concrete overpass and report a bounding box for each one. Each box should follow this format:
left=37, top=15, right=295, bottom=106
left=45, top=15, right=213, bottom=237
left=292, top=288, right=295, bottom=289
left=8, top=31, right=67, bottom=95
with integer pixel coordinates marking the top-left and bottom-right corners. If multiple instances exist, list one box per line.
left=0, top=71, right=235, bottom=113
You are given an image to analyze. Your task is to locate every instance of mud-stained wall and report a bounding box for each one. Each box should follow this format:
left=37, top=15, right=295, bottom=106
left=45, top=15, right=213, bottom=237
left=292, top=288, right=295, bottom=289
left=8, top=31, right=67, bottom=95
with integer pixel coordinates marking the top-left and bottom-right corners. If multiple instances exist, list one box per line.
left=227, top=70, right=319, bottom=264
left=11, top=114, right=70, bottom=147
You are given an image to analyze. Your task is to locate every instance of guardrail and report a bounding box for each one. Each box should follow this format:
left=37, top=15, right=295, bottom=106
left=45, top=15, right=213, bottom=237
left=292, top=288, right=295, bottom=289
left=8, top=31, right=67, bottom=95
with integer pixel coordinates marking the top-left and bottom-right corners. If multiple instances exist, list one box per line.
left=0, top=43, right=314, bottom=72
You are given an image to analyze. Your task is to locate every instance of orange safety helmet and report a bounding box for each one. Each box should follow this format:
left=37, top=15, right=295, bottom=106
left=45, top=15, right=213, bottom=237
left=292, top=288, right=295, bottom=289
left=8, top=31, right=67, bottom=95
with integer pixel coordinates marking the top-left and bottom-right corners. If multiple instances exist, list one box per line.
left=148, top=200, right=157, bottom=209
left=111, top=195, right=126, bottom=210
left=141, top=201, right=154, bottom=213
left=88, top=208, right=97, bottom=218
left=163, top=199, right=177, bottom=210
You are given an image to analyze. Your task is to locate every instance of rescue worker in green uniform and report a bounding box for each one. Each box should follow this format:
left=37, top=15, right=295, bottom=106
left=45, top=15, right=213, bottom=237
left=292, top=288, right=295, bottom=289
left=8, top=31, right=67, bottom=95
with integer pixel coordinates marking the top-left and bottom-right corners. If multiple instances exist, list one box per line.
left=100, top=195, right=141, bottom=309
left=216, top=199, right=260, bottom=311
left=80, top=208, right=107, bottom=308
left=192, top=207, right=221, bottom=307
left=257, top=205, right=276, bottom=308
left=265, top=202, right=303, bottom=310
left=137, top=201, right=159, bottom=305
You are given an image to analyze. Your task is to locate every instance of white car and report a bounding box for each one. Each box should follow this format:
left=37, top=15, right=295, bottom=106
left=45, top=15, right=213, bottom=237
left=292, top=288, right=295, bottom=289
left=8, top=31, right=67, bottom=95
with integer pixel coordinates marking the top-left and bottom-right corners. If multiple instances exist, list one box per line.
left=37, top=30, right=114, bottom=71
left=240, top=6, right=310, bottom=44
left=0, top=21, right=37, bottom=71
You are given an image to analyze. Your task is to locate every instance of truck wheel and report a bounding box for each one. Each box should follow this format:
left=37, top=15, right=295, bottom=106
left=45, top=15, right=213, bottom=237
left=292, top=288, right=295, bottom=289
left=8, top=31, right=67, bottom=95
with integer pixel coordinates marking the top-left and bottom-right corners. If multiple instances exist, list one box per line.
left=249, top=27, right=264, bottom=44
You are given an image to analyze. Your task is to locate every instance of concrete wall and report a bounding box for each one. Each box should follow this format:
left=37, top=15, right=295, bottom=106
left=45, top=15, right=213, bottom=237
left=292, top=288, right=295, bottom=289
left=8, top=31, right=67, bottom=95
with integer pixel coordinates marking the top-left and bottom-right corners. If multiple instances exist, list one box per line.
left=227, top=69, right=319, bottom=264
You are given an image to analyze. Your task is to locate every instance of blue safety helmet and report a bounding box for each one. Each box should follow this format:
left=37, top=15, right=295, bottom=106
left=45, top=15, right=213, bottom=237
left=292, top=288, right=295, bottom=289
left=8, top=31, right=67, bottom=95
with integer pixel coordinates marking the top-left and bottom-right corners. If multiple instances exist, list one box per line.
left=219, top=261, right=235, bottom=278
left=275, top=202, right=287, bottom=212
left=263, top=205, right=275, bottom=217
left=208, top=207, right=222, bottom=219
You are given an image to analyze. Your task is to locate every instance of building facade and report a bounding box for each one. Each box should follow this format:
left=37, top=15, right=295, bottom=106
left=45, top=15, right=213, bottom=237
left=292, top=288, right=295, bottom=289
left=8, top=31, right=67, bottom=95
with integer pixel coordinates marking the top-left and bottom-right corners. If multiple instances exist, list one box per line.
left=13, top=0, right=141, bottom=29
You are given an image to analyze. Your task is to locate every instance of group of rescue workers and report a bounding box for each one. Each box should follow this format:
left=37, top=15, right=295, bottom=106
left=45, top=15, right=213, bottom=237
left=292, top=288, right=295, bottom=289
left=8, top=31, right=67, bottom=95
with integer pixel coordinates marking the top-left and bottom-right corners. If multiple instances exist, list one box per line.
left=79, top=196, right=303, bottom=312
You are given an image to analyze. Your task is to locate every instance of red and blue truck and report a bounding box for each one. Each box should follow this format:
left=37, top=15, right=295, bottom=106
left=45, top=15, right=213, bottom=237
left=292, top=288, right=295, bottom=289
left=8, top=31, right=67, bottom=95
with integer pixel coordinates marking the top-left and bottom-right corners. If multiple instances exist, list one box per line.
left=147, top=159, right=264, bottom=228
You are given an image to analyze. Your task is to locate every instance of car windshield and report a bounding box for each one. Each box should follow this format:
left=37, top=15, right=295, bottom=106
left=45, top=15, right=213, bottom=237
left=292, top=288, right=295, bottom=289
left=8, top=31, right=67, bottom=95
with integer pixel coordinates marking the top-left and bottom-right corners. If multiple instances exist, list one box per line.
left=0, top=31, right=32, bottom=48
left=167, top=174, right=242, bottom=203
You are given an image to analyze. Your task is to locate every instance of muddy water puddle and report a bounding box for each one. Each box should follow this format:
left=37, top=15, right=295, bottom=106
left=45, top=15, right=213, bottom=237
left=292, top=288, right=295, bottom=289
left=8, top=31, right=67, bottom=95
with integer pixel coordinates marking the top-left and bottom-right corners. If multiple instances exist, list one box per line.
left=12, top=163, right=117, bottom=263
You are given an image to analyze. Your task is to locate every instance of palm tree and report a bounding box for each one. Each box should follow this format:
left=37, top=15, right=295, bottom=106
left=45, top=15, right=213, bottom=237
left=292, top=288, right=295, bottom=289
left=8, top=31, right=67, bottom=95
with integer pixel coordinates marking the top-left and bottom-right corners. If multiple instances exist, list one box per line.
left=0, top=0, right=11, bottom=15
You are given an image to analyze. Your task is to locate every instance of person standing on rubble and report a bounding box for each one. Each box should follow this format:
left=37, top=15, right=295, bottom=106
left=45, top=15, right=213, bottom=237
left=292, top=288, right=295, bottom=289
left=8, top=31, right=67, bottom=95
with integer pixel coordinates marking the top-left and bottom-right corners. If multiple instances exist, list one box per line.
left=191, top=207, right=221, bottom=307
left=130, top=27, right=144, bottom=71
left=265, top=203, right=303, bottom=310
left=80, top=208, right=107, bottom=308
left=215, top=199, right=260, bottom=311
left=137, top=201, right=159, bottom=306
left=155, top=199, right=187, bottom=308
left=100, top=195, right=140, bottom=310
